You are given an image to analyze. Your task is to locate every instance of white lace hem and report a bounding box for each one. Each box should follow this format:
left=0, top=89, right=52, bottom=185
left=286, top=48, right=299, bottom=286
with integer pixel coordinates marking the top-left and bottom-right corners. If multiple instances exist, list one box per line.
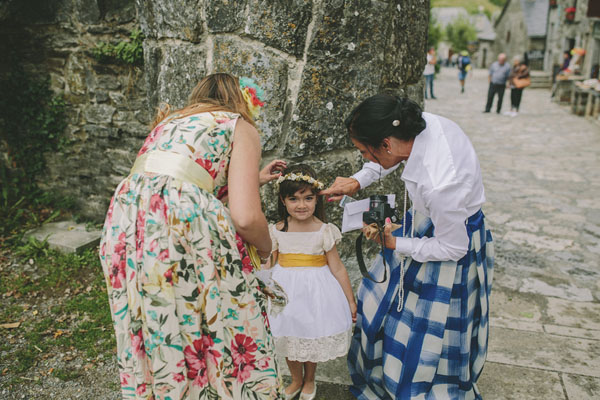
left=274, top=329, right=352, bottom=363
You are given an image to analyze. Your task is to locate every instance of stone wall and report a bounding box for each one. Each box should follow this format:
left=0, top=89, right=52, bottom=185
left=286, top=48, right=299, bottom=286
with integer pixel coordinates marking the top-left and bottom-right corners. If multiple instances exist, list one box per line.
left=0, top=0, right=148, bottom=219
left=1, top=0, right=427, bottom=263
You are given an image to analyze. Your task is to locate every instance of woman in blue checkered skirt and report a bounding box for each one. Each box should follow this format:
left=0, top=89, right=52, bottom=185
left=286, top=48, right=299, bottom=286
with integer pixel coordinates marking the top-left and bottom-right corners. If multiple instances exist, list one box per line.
left=321, top=94, right=494, bottom=399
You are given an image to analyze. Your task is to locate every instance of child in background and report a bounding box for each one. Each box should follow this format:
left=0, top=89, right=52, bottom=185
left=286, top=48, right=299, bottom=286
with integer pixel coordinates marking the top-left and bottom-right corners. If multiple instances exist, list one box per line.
left=267, top=164, right=356, bottom=400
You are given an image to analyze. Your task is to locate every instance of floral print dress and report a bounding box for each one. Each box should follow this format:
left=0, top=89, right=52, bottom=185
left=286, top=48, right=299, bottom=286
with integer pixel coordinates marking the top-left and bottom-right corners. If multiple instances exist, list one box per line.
left=99, top=111, right=281, bottom=400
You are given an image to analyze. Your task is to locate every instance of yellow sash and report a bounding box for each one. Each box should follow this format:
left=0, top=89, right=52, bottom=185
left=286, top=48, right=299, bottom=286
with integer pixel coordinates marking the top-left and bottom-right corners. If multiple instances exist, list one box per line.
left=278, top=253, right=327, bottom=268
left=130, top=151, right=214, bottom=192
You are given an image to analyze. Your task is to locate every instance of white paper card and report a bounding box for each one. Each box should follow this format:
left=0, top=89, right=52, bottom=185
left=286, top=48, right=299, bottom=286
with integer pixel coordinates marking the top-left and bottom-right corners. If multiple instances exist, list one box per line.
left=341, top=194, right=396, bottom=233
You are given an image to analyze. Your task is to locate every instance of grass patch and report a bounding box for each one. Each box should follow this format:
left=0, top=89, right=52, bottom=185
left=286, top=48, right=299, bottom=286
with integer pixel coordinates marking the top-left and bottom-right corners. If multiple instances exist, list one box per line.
left=0, top=239, right=115, bottom=375
left=53, top=368, right=83, bottom=381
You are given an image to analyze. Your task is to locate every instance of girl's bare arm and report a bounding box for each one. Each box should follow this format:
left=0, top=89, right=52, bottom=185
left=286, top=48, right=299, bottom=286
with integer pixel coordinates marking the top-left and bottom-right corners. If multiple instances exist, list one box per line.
left=326, top=245, right=357, bottom=322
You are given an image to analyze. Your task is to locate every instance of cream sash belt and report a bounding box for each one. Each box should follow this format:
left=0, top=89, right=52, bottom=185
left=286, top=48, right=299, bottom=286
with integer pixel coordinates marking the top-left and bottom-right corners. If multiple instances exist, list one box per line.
left=129, top=151, right=214, bottom=192
left=278, top=253, right=328, bottom=268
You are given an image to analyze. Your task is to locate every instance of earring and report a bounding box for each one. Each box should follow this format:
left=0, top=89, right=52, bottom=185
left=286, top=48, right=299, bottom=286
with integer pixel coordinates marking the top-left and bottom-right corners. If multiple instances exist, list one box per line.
left=387, top=150, right=392, bottom=154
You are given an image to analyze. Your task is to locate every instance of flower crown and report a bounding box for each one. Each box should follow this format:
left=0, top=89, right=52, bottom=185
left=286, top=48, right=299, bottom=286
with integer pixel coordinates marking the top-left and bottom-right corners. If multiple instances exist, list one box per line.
left=239, top=77, right=265, bottom=120
left=276, top=173, right=325, bottom=190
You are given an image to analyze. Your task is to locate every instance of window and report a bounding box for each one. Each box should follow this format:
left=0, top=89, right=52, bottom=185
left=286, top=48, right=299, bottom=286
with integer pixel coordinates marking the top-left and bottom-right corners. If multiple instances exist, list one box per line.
left=507, top=30, right=511, bottom=43
left=589, top=0, right=600, bottom=18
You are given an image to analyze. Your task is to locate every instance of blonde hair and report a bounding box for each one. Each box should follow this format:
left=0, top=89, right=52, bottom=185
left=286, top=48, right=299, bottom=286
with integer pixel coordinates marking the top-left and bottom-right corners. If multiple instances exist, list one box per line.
left=151, top=73, right=256, bottom=129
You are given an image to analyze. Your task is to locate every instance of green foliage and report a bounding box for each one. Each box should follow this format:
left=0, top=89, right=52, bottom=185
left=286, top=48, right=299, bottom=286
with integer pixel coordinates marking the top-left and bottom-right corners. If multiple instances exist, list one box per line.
left=93, top=29, right=144, bottom=66
left=431, top=0, right=505, bottom=18
left=0, top=244, right=115, bottom=373
left=445, top=16, right=478, bottom=52
left=0, top=61, right=69, bottom=237
left=428, top=12, right=444, bottom=49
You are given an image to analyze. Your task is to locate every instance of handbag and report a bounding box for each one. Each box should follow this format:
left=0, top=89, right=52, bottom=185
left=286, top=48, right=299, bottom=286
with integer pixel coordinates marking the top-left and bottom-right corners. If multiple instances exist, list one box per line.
left=514, top=76, right=531, bottom=89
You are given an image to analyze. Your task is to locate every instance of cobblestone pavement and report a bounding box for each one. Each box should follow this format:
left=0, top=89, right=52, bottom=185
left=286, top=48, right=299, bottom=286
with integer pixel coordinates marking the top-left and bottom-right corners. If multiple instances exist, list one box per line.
left=424, top=67, right=600, bottom=399
left=309, top=67, right=600, bottom=399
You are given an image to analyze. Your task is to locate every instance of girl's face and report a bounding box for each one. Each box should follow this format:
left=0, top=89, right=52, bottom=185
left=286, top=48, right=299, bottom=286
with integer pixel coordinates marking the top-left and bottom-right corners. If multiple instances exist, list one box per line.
left=282, top=187, right=317, bottom=222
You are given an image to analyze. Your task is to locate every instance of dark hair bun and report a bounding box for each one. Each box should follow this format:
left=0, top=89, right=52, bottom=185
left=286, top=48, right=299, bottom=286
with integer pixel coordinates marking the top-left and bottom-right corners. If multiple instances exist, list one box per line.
left=346, top=94, right=425, bottom=148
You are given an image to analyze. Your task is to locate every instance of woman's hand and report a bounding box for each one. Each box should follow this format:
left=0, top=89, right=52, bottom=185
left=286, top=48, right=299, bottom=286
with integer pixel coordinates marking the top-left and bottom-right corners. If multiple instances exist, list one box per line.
left=319, top=177, right=361, bottom=202
left=361, top=218, right=397, bottom=250
left=259, top=159, right=287, bottom=185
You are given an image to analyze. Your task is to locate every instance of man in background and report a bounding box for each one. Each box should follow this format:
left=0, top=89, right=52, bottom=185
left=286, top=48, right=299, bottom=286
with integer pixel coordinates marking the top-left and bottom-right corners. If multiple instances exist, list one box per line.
left=484, top=53, right=511, bottom=113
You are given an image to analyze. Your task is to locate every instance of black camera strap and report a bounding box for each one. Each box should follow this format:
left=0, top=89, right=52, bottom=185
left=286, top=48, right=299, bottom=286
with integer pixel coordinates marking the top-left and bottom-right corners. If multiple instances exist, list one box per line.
left=355, top=229, right=388, bottom=284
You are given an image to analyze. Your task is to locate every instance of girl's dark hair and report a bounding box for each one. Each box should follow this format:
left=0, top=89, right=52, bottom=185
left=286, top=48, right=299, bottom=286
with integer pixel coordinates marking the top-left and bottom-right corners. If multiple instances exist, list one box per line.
left=276, top=164, right=325, bottom=232
left=344, top=94, right=426, bottom=148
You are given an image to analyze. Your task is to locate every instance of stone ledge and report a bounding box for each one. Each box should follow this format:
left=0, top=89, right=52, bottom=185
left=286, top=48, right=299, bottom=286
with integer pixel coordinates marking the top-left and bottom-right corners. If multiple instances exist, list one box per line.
left=25, top=220, right=101, bottom=254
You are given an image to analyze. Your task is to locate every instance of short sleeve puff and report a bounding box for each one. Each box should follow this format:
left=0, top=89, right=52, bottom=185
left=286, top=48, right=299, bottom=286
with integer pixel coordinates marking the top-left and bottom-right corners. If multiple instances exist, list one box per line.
left=323, top=223, right=342, bottom=252
left=269, top=224, right=278, bottom=251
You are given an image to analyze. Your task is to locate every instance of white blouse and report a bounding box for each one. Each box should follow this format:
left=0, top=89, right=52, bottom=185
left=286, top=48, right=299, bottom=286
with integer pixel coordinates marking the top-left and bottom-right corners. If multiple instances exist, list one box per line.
left=352, top=112, right=485, bottom=263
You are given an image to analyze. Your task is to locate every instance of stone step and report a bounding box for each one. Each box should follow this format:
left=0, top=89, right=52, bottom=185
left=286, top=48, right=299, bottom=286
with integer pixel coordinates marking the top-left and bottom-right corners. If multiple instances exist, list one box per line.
left=24, top=220, right=102, bottom=254
left=529, top=71, right=552, bottom=89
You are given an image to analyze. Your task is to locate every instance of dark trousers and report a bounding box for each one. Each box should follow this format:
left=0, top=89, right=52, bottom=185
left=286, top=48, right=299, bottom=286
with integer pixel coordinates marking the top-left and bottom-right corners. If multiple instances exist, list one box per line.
left=485, top=83, right=505, bottom=113
left=424, top=74, right=434, bottom=99
left=511, top=88, right=523, bottom=110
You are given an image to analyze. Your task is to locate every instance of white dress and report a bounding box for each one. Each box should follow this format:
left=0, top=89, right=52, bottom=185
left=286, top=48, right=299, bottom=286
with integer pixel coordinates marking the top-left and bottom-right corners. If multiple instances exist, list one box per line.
left=268, top=223, right=353, bottom=362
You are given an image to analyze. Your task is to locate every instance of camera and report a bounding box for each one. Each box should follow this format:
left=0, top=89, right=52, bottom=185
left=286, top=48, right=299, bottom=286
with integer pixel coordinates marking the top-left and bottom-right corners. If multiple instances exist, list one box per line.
left=356, top=195, right=398, bottom=284
left=362, top=195, right=397, bottom=227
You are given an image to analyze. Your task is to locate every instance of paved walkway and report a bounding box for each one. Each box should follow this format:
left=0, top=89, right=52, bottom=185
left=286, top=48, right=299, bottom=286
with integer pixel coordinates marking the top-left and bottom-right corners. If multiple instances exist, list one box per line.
left=310, top=67, right=600, bottom=398
left=425, top=67, right=600, bottom=399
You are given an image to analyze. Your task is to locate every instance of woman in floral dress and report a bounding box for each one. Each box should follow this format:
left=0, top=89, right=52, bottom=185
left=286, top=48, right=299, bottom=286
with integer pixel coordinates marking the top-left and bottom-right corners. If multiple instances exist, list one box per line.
left=99, top=73, right=284, bottom=399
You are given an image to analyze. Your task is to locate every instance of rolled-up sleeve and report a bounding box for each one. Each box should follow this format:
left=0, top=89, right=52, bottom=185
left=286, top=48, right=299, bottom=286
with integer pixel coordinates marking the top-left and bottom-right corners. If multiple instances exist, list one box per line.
left=395, top=182, right=470, bottom=262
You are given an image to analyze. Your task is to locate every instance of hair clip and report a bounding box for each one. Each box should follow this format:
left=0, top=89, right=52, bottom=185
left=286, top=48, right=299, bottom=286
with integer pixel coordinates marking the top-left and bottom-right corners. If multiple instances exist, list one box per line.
left=392, top=120, right=400, bottom=127
left=239, top=77, right=265, bottom=120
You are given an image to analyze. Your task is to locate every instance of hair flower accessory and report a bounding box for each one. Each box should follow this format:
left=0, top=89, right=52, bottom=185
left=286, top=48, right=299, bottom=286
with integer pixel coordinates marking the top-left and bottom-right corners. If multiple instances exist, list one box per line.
left=276, top=173, right=325, bottom=190
left=239, top=77, right=265, bottom=120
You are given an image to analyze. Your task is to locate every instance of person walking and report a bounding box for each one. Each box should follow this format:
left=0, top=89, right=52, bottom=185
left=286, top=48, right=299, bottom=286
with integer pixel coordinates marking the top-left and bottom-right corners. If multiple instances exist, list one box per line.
left=423, top=47, right=437, bottom=100
left=506, top=56, right=530, bottom=117
left=457, top=50, right=471, bottom=94
left=484, top=53, right=511, bottom=113
left=99, top=73, right=285, bottom=399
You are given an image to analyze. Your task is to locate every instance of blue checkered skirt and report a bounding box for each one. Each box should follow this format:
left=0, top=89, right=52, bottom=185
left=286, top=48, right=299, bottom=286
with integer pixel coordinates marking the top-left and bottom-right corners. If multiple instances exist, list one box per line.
left=348, top=209, right=494, bottom=399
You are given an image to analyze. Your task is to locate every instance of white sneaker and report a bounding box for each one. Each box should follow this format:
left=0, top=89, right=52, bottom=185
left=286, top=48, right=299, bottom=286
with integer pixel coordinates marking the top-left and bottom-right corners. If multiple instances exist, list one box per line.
left=510, top=111, right=518, bottom=117
left=502, top=111, right=512, bottom=116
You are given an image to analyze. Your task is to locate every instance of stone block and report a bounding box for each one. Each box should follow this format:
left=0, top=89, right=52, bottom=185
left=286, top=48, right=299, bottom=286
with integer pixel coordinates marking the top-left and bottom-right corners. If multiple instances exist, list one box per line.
left=25, top=221, right=101, bottom=254
left=489, top=289, right=544, bottom=322
left=487, top=326, right=600, bottom=378
left=136, top=0, right=203, bottom=42
left=205, top=0, right=248, bottom=33
left=96, top=75, right=121, bottom=90
left=563, top=374, right=600, bottom=400
left=545, top=297, right=600, bottom=330
left=213, top=36, right=288, bottom=151
left=244, top=0, right=313, bottom=57
left=380, top=0, right=428, bottom=89
left=477, top=362, right=565, bottom=400
left=284, top=0, right=423, bottom=157
left=101, top=0, right=136, bottom=24
left=143, top=41, right=207, bottom=109
left=84, top=124, right=117, bottom=138
left=543, top=324, right=600, bottom=340
left=83, top=104, right=116, bottom=124
left=95, top=91, right=109, bottom=103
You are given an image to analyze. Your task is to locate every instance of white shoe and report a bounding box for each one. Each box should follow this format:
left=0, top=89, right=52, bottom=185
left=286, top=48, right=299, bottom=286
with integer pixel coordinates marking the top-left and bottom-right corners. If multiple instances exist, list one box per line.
left=299, top=382, right=316, bottom=400
left=503, top=111, right=512, bottom=116
left=510, top=111, right=518, bottom=117
left=283, top=385, right=302, bottom=400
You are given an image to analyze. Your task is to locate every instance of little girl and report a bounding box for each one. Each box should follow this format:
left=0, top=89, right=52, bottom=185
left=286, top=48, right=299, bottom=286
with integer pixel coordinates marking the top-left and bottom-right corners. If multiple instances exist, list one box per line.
left=267, top=164, right=356, bottom=400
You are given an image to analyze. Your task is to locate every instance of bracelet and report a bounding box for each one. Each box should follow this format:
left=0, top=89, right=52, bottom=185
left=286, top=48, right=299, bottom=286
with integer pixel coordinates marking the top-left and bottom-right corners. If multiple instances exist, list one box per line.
left=259, top=254, right=271, bottom=263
